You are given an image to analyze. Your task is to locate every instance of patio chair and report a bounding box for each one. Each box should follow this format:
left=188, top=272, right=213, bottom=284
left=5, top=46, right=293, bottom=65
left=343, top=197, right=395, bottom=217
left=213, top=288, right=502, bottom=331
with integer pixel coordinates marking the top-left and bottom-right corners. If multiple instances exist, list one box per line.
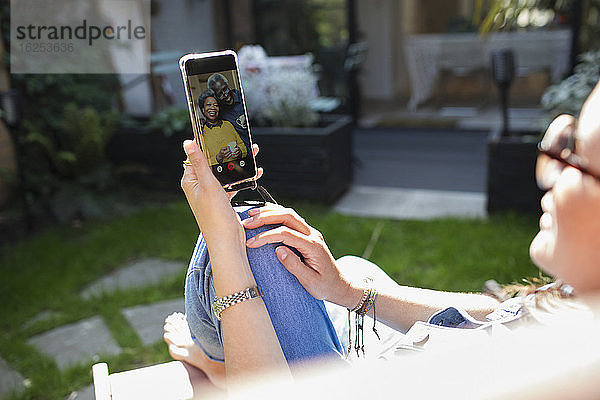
left=92, top=360, right=218, bottom=400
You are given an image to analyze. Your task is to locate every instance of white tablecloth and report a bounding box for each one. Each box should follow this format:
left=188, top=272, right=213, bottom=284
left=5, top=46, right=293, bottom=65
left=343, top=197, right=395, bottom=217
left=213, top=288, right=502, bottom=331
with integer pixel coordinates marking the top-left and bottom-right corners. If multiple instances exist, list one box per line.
left=404, top=30, right=572, bottom=110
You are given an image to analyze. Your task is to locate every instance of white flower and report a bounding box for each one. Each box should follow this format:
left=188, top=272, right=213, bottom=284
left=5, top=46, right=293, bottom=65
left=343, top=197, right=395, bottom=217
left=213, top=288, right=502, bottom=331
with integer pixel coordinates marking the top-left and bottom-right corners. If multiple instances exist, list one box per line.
left=238, top=45, right=319, bottom=127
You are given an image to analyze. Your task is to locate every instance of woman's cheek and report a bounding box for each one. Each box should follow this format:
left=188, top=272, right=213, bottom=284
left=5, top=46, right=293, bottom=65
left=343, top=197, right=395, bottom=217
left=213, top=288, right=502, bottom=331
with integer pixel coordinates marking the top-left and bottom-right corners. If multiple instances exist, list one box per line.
left=548, top=170, right=600, bottom=289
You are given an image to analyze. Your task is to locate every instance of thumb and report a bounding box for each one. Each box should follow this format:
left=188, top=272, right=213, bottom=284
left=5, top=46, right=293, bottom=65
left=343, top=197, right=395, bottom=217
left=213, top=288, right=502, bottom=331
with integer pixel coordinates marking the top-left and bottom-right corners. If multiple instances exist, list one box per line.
left=275, top=246, right=318, bottom=287
left=183, top=140, right=213, bottom=182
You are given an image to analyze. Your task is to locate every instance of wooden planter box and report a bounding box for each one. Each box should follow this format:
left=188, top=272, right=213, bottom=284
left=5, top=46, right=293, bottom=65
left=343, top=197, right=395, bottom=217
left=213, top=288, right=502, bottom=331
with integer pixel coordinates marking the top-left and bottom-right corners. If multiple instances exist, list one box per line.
left=107, top=126, right=190, bottom=191
left=486, top=131, right=544, bottom=214
left=108, top=114, right=354, bottom=202
left=251, top=114, right=354, bottom=203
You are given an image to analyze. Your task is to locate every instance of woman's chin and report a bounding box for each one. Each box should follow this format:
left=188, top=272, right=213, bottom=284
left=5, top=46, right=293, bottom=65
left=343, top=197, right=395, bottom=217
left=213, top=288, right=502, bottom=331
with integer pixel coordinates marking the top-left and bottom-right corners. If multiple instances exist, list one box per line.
left=529, top=230, right=555, bottom=274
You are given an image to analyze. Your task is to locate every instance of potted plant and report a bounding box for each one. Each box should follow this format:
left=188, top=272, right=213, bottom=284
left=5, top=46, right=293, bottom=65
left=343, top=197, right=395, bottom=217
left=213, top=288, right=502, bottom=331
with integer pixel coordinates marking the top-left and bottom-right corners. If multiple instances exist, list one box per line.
left=487, top=50, right=599, bottom=214
left=486, top=48, right=543, bottom=214
left=486, top=130, right=543, bottom=214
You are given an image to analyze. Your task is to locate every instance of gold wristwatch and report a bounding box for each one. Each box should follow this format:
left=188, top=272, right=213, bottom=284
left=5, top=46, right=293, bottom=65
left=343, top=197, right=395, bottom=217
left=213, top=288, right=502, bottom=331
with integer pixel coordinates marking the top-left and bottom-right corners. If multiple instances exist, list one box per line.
left=212, top=286, right=262, bottom=320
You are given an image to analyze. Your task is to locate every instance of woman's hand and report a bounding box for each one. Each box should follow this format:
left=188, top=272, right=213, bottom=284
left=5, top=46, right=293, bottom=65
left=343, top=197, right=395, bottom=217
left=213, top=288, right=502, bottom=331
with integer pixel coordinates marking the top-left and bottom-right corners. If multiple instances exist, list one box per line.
left=195, top=143, right=262, bottom=201
left=216, top=147, right=232, bottom=163
left=181, top=140, right=244, bottom=248
left=226, top=144, right=262, bottom=200
left=182, top=142, right=292, bottom=383
left=181, top=139, right=263, bottom=245
left=242, top=204, right=356, bottom=307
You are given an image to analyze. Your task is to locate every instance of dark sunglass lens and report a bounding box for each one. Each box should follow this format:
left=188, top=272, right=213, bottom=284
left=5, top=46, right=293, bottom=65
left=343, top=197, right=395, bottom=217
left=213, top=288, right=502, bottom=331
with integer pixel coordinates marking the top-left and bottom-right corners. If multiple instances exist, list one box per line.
left=217, top=92, right=225, bottom=100
left=541, top=124, right=573, bottom=157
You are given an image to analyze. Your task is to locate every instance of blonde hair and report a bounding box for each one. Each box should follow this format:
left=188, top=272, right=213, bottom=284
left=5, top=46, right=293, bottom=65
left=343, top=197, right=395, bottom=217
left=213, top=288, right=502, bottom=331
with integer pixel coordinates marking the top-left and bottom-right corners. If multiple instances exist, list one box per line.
left=502, top=277, right=590, bottom=326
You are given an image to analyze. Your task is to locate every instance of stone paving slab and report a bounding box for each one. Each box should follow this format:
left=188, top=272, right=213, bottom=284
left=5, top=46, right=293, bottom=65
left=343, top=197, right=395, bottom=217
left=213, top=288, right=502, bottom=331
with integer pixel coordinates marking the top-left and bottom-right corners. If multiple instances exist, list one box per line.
left=122, top=298, right=185, bottom=346
left=22, top=310, right=64, bottom=331
left=0, top=356, right=26, bottom=398
left=80, top=258, right=186, bottom=299
left=27, top=316, right=122, bottom=370
left=335, top=185, right=486, bottom=220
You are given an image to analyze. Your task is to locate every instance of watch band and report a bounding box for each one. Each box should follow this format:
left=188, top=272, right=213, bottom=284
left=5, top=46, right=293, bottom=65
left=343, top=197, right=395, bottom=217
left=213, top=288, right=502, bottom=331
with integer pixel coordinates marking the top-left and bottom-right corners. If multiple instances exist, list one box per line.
left=212, top=286, right=262, bottom=321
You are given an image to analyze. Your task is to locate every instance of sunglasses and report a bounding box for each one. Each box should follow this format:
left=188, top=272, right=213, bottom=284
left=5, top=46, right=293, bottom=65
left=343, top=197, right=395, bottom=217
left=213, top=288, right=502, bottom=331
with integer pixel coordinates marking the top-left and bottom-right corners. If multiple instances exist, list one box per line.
left=536, top=122, right=600, bottom=190
left=215, top=86, right=230, bottom=101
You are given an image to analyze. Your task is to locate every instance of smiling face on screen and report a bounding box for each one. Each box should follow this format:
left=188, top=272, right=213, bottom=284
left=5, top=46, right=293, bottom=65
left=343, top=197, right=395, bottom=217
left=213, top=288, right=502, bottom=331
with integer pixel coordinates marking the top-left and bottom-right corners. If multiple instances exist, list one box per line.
left=202, top=96, right=220, bottom=123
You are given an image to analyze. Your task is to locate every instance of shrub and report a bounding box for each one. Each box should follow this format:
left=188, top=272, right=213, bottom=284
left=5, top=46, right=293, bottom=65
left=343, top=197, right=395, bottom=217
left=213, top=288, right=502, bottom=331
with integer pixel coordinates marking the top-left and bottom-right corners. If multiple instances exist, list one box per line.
left=12, top=74, right=119, bottom=224
left=541, top=50, right=600, bottom=117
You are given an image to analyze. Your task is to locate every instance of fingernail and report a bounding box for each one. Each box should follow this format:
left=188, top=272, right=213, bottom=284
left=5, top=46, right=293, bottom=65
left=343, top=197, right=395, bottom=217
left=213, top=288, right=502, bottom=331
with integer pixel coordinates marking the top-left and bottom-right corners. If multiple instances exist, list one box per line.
left=246, top=236, right=256, bottom=245
left=276, top=247, right=288, bottom=261
left=243, top=216, right=254, bottom=224
left=183, top=140, right=197, bottom=155
left=248, top=208, right=259, bottom=216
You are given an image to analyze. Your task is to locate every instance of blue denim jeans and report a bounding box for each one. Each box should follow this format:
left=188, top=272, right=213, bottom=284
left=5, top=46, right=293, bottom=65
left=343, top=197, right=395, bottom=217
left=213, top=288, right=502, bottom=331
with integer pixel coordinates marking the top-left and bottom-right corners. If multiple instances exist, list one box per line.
left=184, top=207, right=346, bottom=369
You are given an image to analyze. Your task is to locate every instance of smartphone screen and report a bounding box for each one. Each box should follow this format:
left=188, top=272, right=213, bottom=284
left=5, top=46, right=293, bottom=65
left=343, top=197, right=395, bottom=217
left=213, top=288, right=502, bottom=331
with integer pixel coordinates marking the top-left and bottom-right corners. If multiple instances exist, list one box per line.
left=180, top=51, right=257, bottom=189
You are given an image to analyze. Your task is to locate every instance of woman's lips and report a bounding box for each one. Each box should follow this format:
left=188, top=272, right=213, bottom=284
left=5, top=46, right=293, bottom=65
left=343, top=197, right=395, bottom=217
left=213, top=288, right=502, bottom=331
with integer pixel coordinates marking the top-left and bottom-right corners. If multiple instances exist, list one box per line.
left=539, top=212, right=553, bottom=230
left=540, top=192, right=554, bottom=214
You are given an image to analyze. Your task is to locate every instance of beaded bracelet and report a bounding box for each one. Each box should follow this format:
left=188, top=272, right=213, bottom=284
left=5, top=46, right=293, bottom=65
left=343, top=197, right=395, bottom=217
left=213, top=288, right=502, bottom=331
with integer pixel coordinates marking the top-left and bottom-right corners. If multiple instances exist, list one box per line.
left=351, top=287, right=370, bottom=312
left=357, top=288, right=377, bottom=316
left=346, top=280, right=380, bottom=358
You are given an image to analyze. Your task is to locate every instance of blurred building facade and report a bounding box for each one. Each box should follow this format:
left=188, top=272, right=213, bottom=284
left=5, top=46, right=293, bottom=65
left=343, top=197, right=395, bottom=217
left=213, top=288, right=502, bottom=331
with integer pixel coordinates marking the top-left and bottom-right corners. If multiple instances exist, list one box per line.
left=144, top=0, right=565, bottom=117
left=0, top=0, right=570, bottom=207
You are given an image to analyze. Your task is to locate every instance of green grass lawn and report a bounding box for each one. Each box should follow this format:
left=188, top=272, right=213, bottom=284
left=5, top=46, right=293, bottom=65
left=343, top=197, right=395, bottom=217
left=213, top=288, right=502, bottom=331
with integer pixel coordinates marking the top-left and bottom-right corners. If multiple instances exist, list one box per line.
left=0, top=200, right=541, bottom=399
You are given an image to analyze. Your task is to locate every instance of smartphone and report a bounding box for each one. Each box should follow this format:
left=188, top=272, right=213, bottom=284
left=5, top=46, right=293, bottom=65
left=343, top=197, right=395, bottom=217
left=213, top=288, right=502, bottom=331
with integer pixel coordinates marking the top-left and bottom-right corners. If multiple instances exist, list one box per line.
left=179, top=50, right=258, bottom=191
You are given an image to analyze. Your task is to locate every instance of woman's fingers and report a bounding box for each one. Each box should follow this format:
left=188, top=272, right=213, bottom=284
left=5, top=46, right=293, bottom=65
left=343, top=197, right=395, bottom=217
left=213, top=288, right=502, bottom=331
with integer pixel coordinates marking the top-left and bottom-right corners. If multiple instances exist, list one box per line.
left=246, top=226, right=316, bottom=255
left=225, top=167, right=263, bottom=201
left=243, top=204, right=343, bottom=303
left=217, top=147, right=230, bottom=159
left=203, top=141, right=261, bottom=201
left=243, top=211, right=310, bottom=235
left=183, top=140, right=212, bottom=182
left=181, top=140, right=229, bottom=220
left=243, top=205, right=311, bottom=235
left=255, top=167, right=264, bottom=180
left=275, top=246, right=320, bottom=289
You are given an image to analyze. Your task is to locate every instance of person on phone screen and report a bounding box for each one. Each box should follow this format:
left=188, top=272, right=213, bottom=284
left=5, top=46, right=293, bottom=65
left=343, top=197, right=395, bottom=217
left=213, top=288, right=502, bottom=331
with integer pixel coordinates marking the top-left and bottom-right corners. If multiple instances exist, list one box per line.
left=207, top=73, right=250, bottom=147
left=198, top=89, right=247, bottom=165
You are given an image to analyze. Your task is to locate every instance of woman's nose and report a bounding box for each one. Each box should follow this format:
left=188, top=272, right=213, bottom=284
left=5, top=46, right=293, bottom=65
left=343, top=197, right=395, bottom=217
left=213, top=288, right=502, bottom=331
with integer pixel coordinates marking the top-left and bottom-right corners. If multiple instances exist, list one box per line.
left=537, top=156, right=564, bottom=190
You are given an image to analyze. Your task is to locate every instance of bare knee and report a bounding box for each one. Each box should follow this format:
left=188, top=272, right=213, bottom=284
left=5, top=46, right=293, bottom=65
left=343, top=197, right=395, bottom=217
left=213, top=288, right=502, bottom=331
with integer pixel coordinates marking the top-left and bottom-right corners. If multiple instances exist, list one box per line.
left=335, top=255, right=398, bottom=290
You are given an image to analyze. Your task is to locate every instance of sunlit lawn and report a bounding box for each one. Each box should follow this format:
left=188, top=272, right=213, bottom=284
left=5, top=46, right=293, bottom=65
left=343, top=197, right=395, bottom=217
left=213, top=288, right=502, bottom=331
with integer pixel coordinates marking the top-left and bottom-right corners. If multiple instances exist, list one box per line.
left=0, top=200, right=540, bottom=399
